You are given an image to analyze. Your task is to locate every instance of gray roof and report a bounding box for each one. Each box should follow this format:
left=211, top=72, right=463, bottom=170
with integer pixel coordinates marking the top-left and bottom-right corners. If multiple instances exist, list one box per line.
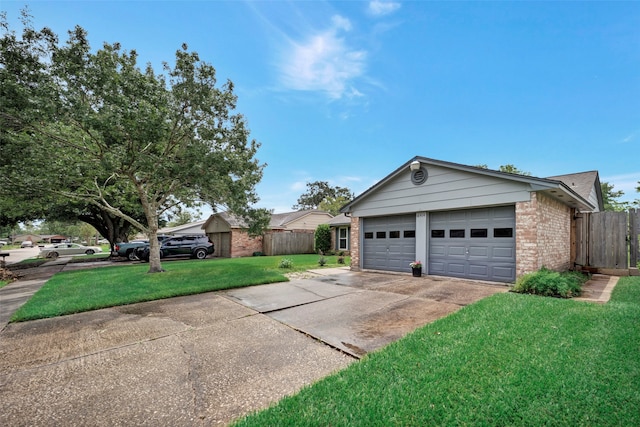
left=212, top=210, right=332, bottom=229
left=327, top=213, right=351, bottom=226
left=545, top=171, right=603, bottom=210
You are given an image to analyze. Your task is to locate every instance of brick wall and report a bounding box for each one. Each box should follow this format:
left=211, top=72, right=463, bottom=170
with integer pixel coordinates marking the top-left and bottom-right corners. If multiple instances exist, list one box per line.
left=516, top=192, right=571, bottom=277
left=230, top=230, right=263, bottom=258
left=349, top=216, right=361, bottom=270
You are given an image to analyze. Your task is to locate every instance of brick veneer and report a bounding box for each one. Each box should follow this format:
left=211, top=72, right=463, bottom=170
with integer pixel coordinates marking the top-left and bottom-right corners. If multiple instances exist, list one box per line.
left=515, top=192, right=571, bottom=277
left=230, top=231, right=263, bottom=258
left=349, top=216, right=361, bottom=270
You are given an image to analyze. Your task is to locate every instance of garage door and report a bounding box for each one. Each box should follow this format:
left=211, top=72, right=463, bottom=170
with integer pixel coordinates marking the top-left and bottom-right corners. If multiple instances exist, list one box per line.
left=362, top=215, right=416, bottom=272
left=429, top=206, right=515, bottom=282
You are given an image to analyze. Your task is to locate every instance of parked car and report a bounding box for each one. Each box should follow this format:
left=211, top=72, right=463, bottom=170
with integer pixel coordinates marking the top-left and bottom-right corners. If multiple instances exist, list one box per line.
left=20, top=241, right=33, bottom=248
left=136, top=235, right=214, bottom=261
left=112, top=236, right=171, bottom=261
left=40, top=243, right=103, bottom=259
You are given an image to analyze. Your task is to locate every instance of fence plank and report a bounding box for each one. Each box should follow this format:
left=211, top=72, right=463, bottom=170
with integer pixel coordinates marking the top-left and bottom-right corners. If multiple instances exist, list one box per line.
left=630, top=208, right=639, bottom=267
left=588, top=211, right=628, bottom=269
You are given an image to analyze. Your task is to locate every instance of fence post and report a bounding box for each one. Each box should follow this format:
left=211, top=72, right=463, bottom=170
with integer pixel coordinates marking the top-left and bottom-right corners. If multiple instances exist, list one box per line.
left=630, top=208, right=639, bottom=268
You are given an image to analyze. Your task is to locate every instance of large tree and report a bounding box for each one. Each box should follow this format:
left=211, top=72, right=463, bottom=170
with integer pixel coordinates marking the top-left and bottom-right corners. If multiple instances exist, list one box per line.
left=1, top=12, right=269, bottom=272
left=293, top=181, right=354, bottom=213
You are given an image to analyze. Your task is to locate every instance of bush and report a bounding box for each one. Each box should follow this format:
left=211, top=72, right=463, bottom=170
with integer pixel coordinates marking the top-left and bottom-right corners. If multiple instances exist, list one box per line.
left=278, top=258, right=293, bottom=269
left=314, top=224, right=332, bottom=254
left=512, top=267, right=588, bottom=298
left=318, top=256, right=327, bottom=267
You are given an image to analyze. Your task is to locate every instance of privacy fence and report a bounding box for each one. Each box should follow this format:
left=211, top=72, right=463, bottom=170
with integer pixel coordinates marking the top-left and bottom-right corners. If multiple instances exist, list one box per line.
left=262, top=232, right=315, bottom=256
left=574, top=208, right=640, bottom=271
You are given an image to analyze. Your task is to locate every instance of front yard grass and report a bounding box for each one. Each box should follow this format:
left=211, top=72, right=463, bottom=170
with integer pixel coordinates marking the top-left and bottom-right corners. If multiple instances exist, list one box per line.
left=10, top=254, right=348, bottom=322
left=235, top=276, right=640, bottom=426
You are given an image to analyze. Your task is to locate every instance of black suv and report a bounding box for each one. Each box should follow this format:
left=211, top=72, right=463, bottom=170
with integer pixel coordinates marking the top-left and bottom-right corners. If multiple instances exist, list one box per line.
left=136, top=235, right=214, bottom=261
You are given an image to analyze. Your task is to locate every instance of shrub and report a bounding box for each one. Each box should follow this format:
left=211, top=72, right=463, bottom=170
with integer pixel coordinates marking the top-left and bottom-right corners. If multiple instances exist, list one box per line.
left=512, top=267, right=588, bottom=298
left=314, top=224, right=332, bottom=254
left=318, top=256, right=327, bottom=267
left=279, top=258, right=293, bottom=269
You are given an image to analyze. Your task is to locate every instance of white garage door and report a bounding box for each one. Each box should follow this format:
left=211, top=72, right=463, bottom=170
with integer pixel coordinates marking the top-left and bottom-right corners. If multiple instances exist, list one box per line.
left=362, top=215, right=416, bottom=272
left=429, top=206, right=516, bottom=282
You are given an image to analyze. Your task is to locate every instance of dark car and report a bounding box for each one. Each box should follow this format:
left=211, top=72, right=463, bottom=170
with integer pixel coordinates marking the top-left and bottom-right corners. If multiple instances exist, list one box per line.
left=112, top=235, right=171, bottom=260
left=136, top=235, right=214, bottom=261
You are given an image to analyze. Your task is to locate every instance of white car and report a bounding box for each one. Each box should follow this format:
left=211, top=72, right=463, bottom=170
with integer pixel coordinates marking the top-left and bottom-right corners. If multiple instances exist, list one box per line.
left=40, top=243, right=103, bottom=259
left=20, top=241, right=33, bottom=248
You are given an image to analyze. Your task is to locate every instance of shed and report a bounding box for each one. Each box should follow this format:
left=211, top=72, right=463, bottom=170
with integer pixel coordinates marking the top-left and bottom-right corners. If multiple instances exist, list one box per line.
left=341, top=156, right=603, bottom=283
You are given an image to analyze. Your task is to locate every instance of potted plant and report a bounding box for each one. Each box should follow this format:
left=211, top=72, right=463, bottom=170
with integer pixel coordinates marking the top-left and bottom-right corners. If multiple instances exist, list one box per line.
left=409, top=260, right=422, bottom=277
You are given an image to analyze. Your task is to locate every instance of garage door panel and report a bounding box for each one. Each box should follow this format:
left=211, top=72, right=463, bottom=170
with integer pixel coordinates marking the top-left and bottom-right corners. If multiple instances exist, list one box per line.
left=430, top=245, right=445, bottom=256
left=447, top=263, right=466, bottom=275
left=429, top=206, right=515, bottom=283
left=493, top=246, right=515, bottom=260
left=492, top=266, right=516, bottom=280
left=469, top=264, right=489, bottom=277
left=469, top=246, right=489, bottom=257
left=448, top=246, right=466, bottom=256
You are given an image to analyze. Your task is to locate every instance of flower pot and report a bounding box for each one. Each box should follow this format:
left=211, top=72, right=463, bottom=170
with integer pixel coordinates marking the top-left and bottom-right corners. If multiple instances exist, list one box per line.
left=412, top=267, right=422, bottom=277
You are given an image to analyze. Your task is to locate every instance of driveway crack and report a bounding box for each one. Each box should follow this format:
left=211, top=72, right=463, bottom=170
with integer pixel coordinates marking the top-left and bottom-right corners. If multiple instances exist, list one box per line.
left=180, top=340, right=207, bottom=425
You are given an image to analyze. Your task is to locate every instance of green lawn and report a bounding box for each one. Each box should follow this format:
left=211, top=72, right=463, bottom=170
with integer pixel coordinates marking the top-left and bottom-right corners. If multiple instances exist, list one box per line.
left=10, top=254, right=348, bottom=322
left=235, top=276, right=640, bottom=426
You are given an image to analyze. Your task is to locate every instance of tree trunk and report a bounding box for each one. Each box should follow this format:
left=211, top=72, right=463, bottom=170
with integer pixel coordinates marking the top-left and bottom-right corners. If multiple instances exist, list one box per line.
left=145, top=212, right=164, bottom=273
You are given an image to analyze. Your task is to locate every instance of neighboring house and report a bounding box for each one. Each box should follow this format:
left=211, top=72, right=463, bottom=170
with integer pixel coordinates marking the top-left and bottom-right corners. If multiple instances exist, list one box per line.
left=340, top=156, right=603, bottom=283
left=327, top=213, right=351, bottom=254
left=40, top=235, right=68, bottom=244
left=202, top=210, right=334, bottom=257
left=158, top=220, right=207, bottom=236
left=12, top=234, right=43, bottom=244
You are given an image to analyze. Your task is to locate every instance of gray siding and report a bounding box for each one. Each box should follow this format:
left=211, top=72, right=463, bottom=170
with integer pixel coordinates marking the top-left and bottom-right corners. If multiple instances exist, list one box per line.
left=350, top=165, right=532, bottom=217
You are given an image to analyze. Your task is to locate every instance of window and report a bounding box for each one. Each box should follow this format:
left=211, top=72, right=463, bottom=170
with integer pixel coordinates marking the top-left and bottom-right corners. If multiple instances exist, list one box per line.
left=376, top=231, right=386, bottom=239
left=338, top=227, right=349, bottom=250
left=389, top=231, right=400, bottom=238
left=404, top=230, right=416, bottom=238
left=431, top=230, right=445, bottom=238
left=450, top=229, right=465, bottom=238
left=471, top=229, right=488, bottom=238
left=494, top=228, right=513, bottom=238
left=364, top=232, right=374, bottom=239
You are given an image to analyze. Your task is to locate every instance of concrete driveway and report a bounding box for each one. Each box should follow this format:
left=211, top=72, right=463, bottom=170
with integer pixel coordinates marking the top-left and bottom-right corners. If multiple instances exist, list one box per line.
left=223, top=269, right=508, bottom=357
left=0, top=268, right=507, bottom=426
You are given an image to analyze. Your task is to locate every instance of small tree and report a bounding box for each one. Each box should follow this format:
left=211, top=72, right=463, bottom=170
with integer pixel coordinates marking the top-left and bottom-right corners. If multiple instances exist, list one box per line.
left=314, top=224, right=332, bottom=254
left=601, top=182, right=628, bottom=212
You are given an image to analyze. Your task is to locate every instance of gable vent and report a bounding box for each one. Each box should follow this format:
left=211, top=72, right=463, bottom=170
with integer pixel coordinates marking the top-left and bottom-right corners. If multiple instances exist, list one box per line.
left=411, top=167, right=428, bottom=185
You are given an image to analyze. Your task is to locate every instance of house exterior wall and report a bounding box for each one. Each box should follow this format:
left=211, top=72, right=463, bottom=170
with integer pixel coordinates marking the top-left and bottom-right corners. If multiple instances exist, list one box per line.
left=515, top=192, right=572, bottom=276
left=229, top=230, right=263, bottom=258
left=348, top=164, right=532, bottom=218
left=204, top=217, right=232, bottom=233
left=285, top=213, right=334, bottom=230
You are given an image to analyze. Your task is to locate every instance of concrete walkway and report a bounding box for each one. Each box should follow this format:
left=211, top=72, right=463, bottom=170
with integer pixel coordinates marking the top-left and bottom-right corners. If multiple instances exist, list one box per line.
left=0, top=258, right=70, bottom=329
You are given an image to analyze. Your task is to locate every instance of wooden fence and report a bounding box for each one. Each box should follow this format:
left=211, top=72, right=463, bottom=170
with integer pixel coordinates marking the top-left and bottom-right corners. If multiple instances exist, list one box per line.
left=262, top=232, right=315, bottom=256
left=575, top=208, right=639, bottom=270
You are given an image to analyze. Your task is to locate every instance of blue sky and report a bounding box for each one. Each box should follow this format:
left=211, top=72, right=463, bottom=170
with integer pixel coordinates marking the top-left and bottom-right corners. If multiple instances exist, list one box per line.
left=4, top=1, right=639, bottom=214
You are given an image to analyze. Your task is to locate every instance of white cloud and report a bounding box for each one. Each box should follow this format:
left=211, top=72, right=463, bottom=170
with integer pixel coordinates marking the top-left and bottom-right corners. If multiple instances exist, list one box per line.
left=279, top=15, right=367, bottom=99
left=621, top=131, right=638, bottom=144
left=368, top=0, right=401, bottom=17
